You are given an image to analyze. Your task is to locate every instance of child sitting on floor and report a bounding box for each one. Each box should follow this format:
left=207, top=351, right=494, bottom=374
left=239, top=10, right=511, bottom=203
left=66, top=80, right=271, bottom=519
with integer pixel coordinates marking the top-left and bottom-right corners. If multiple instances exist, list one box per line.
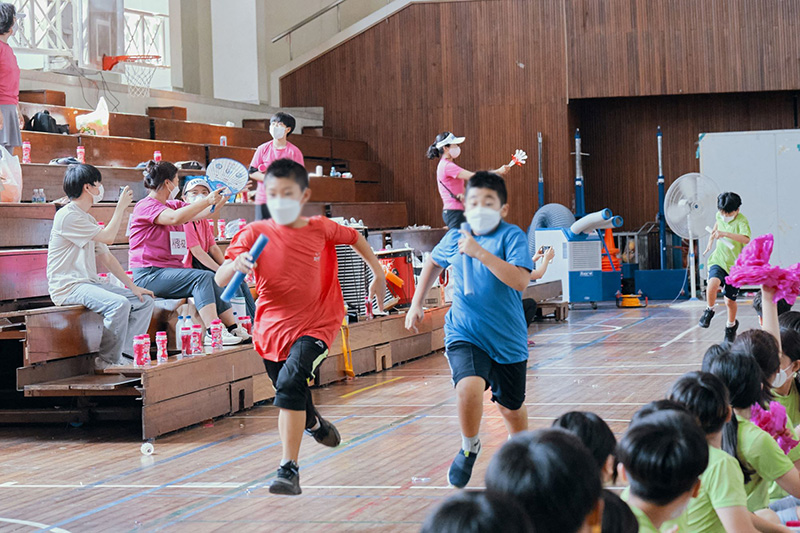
left=420, top=490, right=535, bottom=533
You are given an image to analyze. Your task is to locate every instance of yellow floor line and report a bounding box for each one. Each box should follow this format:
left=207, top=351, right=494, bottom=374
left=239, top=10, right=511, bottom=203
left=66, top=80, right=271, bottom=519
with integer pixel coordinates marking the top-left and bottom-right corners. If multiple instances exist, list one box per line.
left=340, top=377, right=405, bottom=398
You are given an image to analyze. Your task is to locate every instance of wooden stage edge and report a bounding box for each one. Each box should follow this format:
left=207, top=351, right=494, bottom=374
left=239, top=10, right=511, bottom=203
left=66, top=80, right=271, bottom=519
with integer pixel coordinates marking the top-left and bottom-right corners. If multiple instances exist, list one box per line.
left=4, top=306, right=449, bottom=440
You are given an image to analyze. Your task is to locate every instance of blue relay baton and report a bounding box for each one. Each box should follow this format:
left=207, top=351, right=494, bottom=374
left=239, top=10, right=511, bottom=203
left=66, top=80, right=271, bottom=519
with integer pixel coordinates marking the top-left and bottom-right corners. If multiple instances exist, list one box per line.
left=221, top=234, right=268, bottom=302
left=461, top=222, right=474, bottom=296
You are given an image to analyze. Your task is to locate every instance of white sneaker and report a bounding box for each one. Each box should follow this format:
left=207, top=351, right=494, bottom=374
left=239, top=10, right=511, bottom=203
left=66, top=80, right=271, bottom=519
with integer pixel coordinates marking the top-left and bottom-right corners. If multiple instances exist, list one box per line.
left=230, top=326, right=251, bottom=342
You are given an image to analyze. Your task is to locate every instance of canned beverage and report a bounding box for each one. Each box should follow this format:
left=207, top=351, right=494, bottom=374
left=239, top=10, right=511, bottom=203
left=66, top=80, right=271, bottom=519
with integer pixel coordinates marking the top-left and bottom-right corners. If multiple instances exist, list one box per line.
left=22, top=141, right=31, bottom=164
left=220, top=135, right=227, bottom=146
left=76, top=146, right=85, bottom=164
left=180, top=326, right=192, bottom=358
left=239, top=316, right=252, bottom=336
left=154, top=150, right=162, bottom=162
left=191, top=324, right=203, bottom=356
left=217, top=219, right=226, bottom=239
left=210, top=319, right=223, bottom=351
left=156, top=331, right=168, bottom=364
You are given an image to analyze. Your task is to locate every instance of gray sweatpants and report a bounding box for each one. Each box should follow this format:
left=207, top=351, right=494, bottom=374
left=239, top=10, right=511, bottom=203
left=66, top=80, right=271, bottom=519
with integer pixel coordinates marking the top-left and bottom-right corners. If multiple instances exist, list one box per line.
left=62, top=283, right=155, bottom=364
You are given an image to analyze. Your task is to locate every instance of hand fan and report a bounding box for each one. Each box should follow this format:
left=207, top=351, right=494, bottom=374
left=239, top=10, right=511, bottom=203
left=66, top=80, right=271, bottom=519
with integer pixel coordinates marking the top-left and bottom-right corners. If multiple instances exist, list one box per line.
left=206, top=158, right=249, bottom=212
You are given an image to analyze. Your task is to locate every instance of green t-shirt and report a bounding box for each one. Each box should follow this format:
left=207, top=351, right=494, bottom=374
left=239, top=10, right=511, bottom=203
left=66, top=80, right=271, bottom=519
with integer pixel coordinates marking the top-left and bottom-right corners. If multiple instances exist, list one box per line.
left=708, top=212, right=751, bottom=272
left=736, top=414, right=796, bottom=511
left=621, top=489, right=688, bottom=532
left=774, top=380, right=800, bottom=429
left=688, top=445, right=748, bottom=533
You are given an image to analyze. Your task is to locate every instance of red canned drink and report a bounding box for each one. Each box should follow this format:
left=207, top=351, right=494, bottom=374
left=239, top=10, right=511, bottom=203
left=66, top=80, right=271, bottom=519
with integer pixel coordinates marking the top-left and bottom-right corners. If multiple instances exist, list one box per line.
left=191, top=324, right=203, bottom=355
left=180, top=326, right=192, bottom=358
left=239, top=316, right=252, bottom=335
left=220, top=136, right=227, bottom=146
left=156, top=331, right=168, bottom=364
left=76, top=146, right=85, bottom=164
left=154, top=150, right=162, bottom=162
left=22, top=141, right=31, bottom=164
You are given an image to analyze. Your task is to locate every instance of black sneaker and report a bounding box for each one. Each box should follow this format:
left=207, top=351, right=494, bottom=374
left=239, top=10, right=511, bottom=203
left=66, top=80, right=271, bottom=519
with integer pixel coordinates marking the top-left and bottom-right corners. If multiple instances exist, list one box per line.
left=269, top=461, right=301, bottom=495
left=699, top=308, right=715, bottom=328
left=306, top=415, right=341, bottom=448
left=448, top=444, right=480, bottom=488
left=724, top=320, right=739, bottom=344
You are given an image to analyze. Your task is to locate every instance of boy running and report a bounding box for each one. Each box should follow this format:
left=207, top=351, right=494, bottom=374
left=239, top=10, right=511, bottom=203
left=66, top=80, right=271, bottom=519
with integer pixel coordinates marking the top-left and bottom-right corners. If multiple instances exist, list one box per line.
left=405, top=171, right=533, bottom=488
left=216, top=159, right=386, bottom=495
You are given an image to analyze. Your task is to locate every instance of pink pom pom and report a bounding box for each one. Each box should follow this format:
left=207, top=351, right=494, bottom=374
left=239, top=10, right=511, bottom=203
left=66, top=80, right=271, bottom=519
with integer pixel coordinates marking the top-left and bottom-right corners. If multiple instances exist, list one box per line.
left=726, top=234, right=800, bottom=305
left=751, top=402, right=800, bottom=455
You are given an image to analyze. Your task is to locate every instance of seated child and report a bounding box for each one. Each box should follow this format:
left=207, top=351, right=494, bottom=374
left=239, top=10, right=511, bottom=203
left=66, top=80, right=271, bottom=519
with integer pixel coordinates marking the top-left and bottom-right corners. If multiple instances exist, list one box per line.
left=484, top=428, right=603, bottom=533
left=700, top=191, right=751, bottom=343
left=47, top=164, right=155, bottom=371
left=601, top=490, right=638, bottom=533
left=216, top=159, right=386, bottom=496
left=668, top=371, right=760, bottom=533
left=420, top=490, right=535, bottom=533
left=552, top=410, right=617, bottom=484
left=181, top=177, right=255, bottom=319
left=617, top=409, right=709, bottom=532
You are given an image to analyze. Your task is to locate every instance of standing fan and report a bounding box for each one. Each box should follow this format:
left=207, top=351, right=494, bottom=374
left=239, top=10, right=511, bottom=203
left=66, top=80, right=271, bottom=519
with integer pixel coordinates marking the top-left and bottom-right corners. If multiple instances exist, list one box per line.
left=664, top=172, right=721, bottom=300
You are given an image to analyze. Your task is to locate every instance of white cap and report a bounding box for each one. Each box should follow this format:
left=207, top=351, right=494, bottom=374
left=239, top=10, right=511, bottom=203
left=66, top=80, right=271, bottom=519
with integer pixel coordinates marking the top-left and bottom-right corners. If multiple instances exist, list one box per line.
left=183, top=177, right=210, bottom=195
left=435, top=133, right=466, bottom=150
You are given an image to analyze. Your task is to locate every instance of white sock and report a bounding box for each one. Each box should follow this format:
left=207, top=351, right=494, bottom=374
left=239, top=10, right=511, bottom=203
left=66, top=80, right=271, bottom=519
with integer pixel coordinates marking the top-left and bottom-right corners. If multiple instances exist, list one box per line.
left=280, top=459, right=296, bottom=468
left=727, top=321, right=736, bottom=328
left=462, top=434, right=481, bottom=454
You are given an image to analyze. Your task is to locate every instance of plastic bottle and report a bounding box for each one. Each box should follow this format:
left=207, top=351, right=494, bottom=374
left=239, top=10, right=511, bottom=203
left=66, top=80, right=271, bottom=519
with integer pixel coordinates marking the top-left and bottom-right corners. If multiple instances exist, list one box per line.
left=142, top=334, right=151, bottom=366
left=210, top=319, right=223, bottom=351
left=175, top=316, right=184, bottom=351
left=32, top=189, right=39, bottom=203
left=155, top=332, right=168, bottom=364
left=179, top=326, right=192, bottom=359
left=191, top=324, right=203, bottom=356
left=98, top=273, right=109, bottom=284
left=39, top=189, right=46, bottom=203
left=133, top=335, right=147, bottom=367
left=22, top=141, right=31, bottom=164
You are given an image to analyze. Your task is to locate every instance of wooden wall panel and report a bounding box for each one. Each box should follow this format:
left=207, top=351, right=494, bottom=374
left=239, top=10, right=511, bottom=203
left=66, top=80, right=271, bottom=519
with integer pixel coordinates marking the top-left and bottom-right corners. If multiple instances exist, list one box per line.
left=575, top=92, right=797, bottom=230
left=566, top=0, right=800, bottom=99
left=281, top=0, right=572, bottom=230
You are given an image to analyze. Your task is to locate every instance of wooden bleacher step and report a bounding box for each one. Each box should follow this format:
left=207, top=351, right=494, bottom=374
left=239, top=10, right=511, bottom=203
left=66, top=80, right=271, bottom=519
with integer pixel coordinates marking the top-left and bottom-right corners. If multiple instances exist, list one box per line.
left=24, top=374, right=140, bottom=397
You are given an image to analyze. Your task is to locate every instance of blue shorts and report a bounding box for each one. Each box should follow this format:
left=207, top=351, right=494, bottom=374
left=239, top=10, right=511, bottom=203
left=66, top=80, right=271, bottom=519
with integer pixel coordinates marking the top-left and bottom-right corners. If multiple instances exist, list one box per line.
left=709, top=265, right=739, bottom=301
left=445, top=341, right=527, bottom=410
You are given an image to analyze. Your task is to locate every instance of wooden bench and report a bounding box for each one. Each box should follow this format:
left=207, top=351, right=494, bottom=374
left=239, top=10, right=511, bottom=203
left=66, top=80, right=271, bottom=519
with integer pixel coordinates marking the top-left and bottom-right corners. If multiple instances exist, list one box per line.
left=19, top=89, right=66, bottom=106
left=523, top=280, right=569, bottom=321
left=153, top=118, right=271, bottom=148
left=367, top=227, right=448, bottom=254
left=79, top=135, right=207, bottom=168
left=19, top=103, right=152, bottom=139
left=20, top=131, right=80, bottom=163
left=330, top=202, right=408, bottom=229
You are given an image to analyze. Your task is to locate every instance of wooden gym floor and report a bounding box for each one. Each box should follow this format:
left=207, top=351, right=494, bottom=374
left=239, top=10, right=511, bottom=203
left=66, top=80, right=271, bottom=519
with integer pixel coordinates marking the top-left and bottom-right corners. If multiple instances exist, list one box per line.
left=0, top=301, right=756, bottom=532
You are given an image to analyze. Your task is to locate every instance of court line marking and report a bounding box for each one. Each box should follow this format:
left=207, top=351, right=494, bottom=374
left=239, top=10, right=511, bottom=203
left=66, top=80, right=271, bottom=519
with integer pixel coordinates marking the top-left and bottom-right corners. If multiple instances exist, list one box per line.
left=340, top=376, right=404, bottom=398
left=229, top=414, right=632, bottom=422
left=648, top=325, right=700, bottom=353
left=533, top=325, right=622, bottom=336
left=0, top=518, right=72, bottom=533
left=0, top=483, right=404, bottom=490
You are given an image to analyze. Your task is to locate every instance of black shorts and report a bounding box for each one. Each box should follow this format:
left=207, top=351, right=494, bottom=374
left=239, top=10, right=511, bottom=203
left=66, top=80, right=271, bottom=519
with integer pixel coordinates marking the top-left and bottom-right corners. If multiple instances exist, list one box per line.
left=263, top=336, right=328, bottom=426
left=255, top=203, right=271, bottom=221
left=445, top=341, right=527, bottom=410
left=442, top=209, right=466, bottom=230
left=709, top=265, right=739, bottom=301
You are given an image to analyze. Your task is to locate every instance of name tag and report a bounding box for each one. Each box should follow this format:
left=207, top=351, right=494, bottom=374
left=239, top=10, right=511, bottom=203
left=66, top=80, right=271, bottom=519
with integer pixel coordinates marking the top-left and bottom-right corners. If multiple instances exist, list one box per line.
left=170, top=231, right=187, bottom=256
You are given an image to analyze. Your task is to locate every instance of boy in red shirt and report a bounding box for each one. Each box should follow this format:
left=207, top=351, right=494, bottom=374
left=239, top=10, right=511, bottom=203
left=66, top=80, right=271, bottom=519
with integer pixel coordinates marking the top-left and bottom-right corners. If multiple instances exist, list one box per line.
left=216, top=158, right=386, bottom=495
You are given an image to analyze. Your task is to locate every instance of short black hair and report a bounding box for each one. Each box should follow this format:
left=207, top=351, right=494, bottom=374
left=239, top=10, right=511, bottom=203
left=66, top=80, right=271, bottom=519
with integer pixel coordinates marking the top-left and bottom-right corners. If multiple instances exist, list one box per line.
left=779, top=311, right=800, bottom=333
left=781, top=329, right=800, bottom=364
left=601, top=489, right=638, bottom=533
left=618, top=410, right=708, bottom=506
left=552, top=411, right=616, bottom=473
left=63, top=164, right=102, bottom=200
left=466, top=171, right=508, bottom=205
left=266, top=158, right=309, bottom=190
left=485, top=428, right=601, bottom=533
left=717, top=192, right=742, bottom=213
left=702, top=343, right=730, bottom=370
left=753, top=291, right=792, bottom=318
left=420, top=491, right=535, bottom=533
left=0, top=3, right=15, bottom=35
left=271, top=112, right=296, bottom=135
left=668, top=371, right=730, bottom=435
left=630, top=399, right=689, bottom=427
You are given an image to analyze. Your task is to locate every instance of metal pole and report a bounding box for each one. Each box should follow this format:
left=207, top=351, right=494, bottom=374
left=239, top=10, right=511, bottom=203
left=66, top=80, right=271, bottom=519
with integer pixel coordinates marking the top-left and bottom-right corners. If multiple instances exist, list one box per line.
left=657, top=126, right=667, bottom=269
left=337, top=4, right=341, bottom=32
left=537, top=132, right=544, bottom=209
left=288, top=33, right=293, bottom=61
left=574, top=129, right=585, bottom=218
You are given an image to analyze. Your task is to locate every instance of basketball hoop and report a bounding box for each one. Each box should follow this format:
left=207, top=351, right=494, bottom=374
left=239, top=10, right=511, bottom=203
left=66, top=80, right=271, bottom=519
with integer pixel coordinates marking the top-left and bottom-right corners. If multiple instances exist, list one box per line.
left=102, top=55, right=163, bottom=98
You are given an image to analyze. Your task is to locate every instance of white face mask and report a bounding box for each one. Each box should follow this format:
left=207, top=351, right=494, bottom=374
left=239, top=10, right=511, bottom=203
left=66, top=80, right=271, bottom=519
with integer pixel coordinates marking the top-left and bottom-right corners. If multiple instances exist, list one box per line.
left=91, top=184, right=104, bottom=204
left=167, top=181, right=179, bottom=200
left=267, top=197, right=302, bottom=225
left=773, top=368, right=788, bottom=388
left=449, top=145, right=461, bottom=158
left=466, top=206, right=502, bottom=235
left=187, top=194, right=206, bottom=204
left=722, top=214, right=736, bottom=223
left=270, top=124, right=287, bottom=140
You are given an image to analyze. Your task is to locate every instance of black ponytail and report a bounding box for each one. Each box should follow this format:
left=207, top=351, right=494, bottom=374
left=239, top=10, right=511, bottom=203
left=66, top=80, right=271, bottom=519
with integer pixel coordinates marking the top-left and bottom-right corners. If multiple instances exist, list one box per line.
left=721, top=415, right=754, bottom=484
left=427, top=131, right=452, bottom=160
left=731, top=329, right=779, bottom=406
left=143, top=160, right=179, bottom=190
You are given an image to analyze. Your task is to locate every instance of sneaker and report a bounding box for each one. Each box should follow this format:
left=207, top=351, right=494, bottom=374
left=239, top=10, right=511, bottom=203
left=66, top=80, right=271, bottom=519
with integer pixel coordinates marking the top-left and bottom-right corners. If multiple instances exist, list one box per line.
left=724, top=320, right=739, bottom=344
left=306, top=415, right=341, bottom=447
left=94, top=356, right=126, bottom=373
left=230, top=326, right=251, bottom=343
left=698, top=308, right=715, bottom=328
left=269, top=461, right=301, bottom=495
left=204, top=329, right=243, bottom=346
left=448, top=444, right=480, bottom=488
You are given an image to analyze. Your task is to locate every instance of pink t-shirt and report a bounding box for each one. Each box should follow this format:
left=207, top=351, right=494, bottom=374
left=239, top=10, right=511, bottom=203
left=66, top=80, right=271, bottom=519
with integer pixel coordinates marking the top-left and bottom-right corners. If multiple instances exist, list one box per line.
left=183, top=219, right=216, bottom=268
left=128, top=197, right=187, bottom=269
left=437, top=158, right=466, bottom=211
left=0, top=41, right=20, bottom=105
left=250, top=140, right=305, bottom=204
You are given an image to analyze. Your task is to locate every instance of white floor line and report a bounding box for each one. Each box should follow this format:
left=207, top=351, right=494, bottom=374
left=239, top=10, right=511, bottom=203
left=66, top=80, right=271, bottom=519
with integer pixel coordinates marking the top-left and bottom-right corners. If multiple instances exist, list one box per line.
left=648, top=324, right=700, bottom=353
left=0, top=517, right=72, bottom=532
left=232, top=414, right=632, bottom=422
left=0, top=483, right=404, bottom=491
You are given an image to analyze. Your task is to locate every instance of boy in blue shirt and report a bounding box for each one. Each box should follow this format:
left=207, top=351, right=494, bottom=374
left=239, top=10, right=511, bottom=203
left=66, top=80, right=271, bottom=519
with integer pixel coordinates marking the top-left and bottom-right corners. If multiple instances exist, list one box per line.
left=406, top=171, right=533, bottom=488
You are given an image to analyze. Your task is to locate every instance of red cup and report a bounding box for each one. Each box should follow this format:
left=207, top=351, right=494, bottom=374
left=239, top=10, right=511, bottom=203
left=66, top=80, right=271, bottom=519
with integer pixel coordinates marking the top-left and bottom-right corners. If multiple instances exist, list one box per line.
left=76, top=146, right=85, bottom=164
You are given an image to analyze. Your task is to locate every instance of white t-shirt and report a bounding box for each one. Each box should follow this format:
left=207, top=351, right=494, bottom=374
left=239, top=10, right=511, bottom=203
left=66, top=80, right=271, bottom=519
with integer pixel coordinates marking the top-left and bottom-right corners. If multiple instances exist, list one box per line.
left=47, top=202, right=110, bottom=305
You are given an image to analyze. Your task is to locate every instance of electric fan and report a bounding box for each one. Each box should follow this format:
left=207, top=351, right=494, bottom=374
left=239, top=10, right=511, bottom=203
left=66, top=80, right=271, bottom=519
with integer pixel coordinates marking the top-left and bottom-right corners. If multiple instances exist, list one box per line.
left=664, top=172, right=721, bottom=300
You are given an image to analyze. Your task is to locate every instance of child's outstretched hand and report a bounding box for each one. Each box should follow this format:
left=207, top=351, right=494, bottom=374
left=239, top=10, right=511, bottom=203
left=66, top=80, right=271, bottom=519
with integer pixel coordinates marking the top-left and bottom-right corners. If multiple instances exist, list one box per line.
left=405, top=304, right=423, bottom=333
left=232, top=252, right=255, bottom=276
left=458, top=229, right=484, bottom=259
